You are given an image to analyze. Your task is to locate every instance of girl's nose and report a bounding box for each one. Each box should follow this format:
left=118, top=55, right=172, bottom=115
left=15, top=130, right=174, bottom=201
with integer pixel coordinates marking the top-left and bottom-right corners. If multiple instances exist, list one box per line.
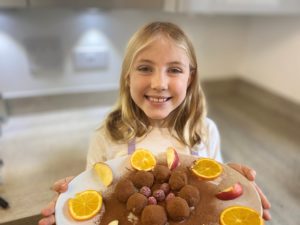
left=151, top=70, right=168, bottom=91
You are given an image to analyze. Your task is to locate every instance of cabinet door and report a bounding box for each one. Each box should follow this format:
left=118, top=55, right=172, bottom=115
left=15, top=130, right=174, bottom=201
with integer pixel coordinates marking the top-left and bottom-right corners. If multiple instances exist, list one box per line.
left=175, top=0, right=300, bottom=14
left=29, top=0, right=163, bottom=9
left=213, top=0, right=282, bottom=14
left=28, top=0, right=106, bottom=7
left=0, top=0, right=26, bottom=7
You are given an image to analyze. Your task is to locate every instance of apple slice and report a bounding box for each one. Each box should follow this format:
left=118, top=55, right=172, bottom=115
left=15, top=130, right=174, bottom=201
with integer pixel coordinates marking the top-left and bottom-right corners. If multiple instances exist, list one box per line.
left=216, top=182, right=243, bottom=200
left=166, top=147, right=180, bottom=170
left=108, top=220, right=119, bottom=225
left=93, top=162, right=113, bottom=187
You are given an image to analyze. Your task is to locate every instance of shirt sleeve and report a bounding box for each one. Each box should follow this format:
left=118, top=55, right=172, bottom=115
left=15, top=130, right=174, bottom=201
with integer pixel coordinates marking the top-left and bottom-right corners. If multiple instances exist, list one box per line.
left=206, top=118, right=223, bottom=163
left=86, top=129, right=109, bottom=170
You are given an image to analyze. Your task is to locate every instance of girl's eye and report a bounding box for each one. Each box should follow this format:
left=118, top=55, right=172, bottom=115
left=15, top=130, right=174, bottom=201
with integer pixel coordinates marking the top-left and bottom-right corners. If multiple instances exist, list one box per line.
left=168, top=67, right=182, bottom=74
left=137, top=66, right=152, bottom=73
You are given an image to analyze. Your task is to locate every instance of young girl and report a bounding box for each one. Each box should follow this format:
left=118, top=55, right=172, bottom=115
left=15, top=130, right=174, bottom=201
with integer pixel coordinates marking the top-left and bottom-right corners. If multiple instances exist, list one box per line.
left=38, top=21, right=271, bottom=225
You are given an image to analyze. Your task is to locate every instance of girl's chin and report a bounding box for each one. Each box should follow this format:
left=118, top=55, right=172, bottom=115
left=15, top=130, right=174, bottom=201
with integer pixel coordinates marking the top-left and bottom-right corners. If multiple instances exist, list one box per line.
left=147, top=115, right=170, bottom=126
left=143, top=109, right=173, bottom=124
left=147, top=113, right=169, bottom=120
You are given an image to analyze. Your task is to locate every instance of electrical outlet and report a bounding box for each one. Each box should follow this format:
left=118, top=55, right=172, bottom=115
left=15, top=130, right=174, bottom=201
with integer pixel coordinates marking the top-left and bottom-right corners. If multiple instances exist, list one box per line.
left=73, top=47, right=109, bottom=70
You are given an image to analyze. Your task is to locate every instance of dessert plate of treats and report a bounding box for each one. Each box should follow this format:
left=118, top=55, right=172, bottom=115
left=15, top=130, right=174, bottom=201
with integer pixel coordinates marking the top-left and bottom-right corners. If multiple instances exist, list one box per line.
left=55, top=148, right=263, bottom=225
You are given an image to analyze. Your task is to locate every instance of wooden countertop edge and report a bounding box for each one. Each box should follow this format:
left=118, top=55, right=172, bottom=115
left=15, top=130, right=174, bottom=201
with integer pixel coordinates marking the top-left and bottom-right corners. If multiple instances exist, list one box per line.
left=0, top=214, right=42, bottom=225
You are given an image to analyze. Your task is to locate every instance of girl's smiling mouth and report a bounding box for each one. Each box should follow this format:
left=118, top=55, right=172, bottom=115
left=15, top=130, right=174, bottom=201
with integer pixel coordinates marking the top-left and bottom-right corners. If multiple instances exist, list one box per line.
left=145, top=95, right=172, bottom=103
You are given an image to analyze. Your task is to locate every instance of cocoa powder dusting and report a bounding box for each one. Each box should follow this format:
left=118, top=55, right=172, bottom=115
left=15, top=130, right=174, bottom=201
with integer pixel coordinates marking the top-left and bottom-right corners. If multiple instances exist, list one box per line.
left=95, top=153, right=263, bottom=225
left=99, top=164, right=221, bottom=225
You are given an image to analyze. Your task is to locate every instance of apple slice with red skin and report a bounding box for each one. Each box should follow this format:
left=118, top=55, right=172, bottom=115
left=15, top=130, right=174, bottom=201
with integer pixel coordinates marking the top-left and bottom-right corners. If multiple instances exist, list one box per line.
left=166, top=147, right=180, bottom=170
left=216, top=182, right=243, bottom=200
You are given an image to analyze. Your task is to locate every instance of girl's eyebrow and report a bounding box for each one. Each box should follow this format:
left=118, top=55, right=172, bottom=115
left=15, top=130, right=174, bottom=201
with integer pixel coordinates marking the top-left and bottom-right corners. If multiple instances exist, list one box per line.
left=137, top=59, right=187, bottom=68
left=136, top=59, right=154, bottom=64
left=168, top=61, right=187, bottom=68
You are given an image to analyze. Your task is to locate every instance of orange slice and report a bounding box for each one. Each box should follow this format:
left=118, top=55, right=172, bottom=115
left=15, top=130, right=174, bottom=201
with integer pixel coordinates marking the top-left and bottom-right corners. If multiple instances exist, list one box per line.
left=130, top=148, right=156, bottom=171
left=68, top=190, right=102, bottom=221
left=191, top=158, right=222, bottom=180
left=220, top=206, right=263, bottom=225
left=93, top=162, right=113, bottom=187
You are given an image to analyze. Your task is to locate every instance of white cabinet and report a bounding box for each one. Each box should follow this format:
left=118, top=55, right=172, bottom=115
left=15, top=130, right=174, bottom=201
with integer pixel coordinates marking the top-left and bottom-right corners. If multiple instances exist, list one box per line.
left=165, top=0, right=300, bottom=15
left=28, top=0, right=108, bottom=8
left=0, top=0, right=26, bottom=8
left=28, top=0, right=163, bottom=9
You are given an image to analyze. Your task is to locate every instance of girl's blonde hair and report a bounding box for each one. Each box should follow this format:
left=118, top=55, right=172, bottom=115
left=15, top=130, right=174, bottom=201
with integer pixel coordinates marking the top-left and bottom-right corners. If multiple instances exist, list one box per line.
left=104, top=21, right=207, bottom=148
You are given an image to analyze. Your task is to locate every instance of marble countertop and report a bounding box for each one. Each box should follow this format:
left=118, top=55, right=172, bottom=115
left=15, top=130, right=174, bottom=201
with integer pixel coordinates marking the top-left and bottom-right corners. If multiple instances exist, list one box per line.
left=0, top=163, right=85, bottom=224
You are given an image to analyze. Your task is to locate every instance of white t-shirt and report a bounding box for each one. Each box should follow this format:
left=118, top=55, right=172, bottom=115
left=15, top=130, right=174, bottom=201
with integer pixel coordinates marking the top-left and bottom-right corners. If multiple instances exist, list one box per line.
left=86, top=118, right=223, bottom=169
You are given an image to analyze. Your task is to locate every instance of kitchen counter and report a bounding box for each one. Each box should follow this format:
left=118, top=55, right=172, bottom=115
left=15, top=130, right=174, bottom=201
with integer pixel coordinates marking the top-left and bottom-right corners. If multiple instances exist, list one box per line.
left=0, top=107, right=110, bottom=224
left=0, top=162, right=85, bottom=224
left=1, top=215, right=42, bottom=225
left=0, top=177, right=52, bottom=224
left=0, top=146, right=86, bottom=225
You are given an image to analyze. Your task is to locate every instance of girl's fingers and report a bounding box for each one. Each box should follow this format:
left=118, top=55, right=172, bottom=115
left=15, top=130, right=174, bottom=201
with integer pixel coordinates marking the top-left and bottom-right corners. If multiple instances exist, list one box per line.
left=227, top=163, right=271, bottom=221
left=41, top=194, right=59, bottom=217
left=52, top=176, right=74, bottom=193
left=254, top=182, right=271, bottom=209
left=227, top=163, right=256, bottom=181
left=263, top=209, right=272, bottom=221
left=253, top=182, right=271, bottom=221
left=227, top=163, right=270, bottom=209
left=39, top=176, right=75, bottom=225
left=38, top=215, right=56, bottom=225
left=52, top=179, right=67, bottom=192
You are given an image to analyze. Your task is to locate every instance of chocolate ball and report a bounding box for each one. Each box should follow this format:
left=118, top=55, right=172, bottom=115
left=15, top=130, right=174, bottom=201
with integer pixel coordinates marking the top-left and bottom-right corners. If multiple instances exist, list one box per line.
left=153, top=165, right=171, bottom=183
left=169, top=171, right=187, bottom=191
left=131, top=171, right=154, bottom=188
left=166, top=197, right=190, bottom=221
left=126, top=193, right=148, bottom=215
left=141, top=205, right=167, bottom=225
left=178, top=185, right=200, bottom=207
left=115, top=179, right=136, bottom=203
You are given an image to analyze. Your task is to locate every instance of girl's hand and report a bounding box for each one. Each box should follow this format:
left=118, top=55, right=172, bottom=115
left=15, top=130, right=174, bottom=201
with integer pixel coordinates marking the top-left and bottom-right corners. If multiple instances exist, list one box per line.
left=38, top=176, right=74, bottom=225
left=227, top=163, right=271, bottom=221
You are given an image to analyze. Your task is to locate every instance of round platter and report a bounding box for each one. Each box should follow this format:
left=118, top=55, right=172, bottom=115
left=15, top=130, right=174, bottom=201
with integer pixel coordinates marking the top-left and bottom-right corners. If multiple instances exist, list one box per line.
left=55, top=153, right=262, bottom=225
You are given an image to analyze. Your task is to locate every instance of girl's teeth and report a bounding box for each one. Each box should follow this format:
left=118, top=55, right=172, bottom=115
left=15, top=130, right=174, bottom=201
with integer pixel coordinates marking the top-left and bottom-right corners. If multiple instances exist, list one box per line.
left=149, top=97, right=168, bottom=103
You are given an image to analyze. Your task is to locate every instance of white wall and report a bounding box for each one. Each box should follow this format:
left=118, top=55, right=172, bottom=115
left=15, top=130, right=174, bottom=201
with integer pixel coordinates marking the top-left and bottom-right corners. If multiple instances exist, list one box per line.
left=0, top=9, right=247, bottom=98
left=1, top=9, right=299, bottom=104
left=239, top=15, right=300, bottom=104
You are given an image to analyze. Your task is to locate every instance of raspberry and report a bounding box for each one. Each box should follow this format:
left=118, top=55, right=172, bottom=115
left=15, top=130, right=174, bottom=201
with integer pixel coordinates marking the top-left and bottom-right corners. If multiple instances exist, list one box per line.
left=140, top=186, right=152, bottom=197
left=166, top=192, right=175, bottom=201
left=160, top=183, right=170, bottom=194
left=148, top=196, right=157, bottom=205
left=153, top=189, right=165, bottom=201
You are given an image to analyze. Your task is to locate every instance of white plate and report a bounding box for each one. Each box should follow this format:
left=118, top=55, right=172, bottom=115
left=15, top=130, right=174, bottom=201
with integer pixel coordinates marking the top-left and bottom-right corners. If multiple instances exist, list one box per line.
left=55, top=155, right=129, bottom=225
left=55, top=154, right=262, bottom=225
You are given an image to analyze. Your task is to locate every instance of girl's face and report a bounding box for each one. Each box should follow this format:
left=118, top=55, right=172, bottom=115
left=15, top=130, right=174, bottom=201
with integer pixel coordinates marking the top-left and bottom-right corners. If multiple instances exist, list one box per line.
left=129, top=37, right=191, bottom=126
